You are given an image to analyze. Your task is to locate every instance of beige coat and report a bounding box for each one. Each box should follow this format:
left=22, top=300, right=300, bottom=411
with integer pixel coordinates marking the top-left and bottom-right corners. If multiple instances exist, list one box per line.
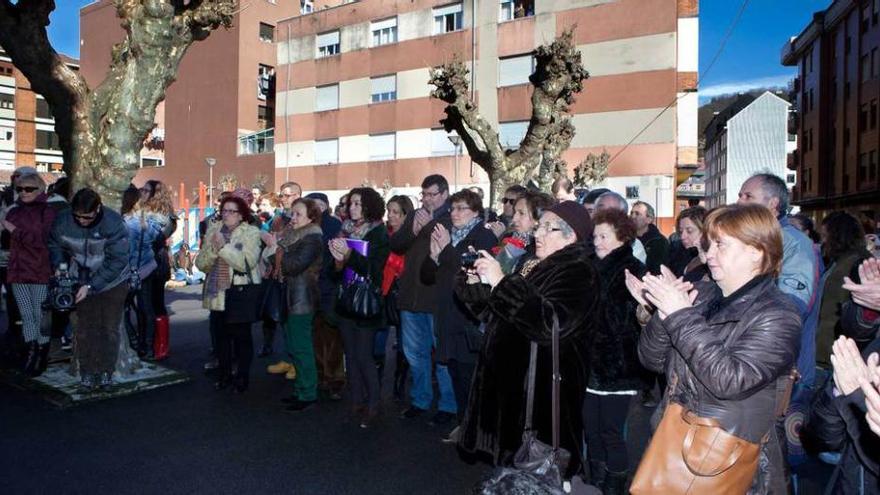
left=195, top=221, right=262, bottom=312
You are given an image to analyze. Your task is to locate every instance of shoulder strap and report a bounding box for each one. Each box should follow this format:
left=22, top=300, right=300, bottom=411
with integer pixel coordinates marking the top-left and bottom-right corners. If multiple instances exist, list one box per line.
left=524, top=341, right=538, bottom=431
left=551, top=313, right=561, bottom=450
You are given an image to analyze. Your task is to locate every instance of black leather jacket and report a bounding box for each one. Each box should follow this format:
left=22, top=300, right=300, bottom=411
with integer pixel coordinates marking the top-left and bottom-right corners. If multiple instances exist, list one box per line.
left=280, top=226, right=323, bottom=315
left=639, top=276, right=801, bottom=493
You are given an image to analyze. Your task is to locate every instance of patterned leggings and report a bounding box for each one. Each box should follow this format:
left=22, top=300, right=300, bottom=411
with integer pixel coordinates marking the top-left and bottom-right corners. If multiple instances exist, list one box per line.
left=11, top=283, right=49, bottom=344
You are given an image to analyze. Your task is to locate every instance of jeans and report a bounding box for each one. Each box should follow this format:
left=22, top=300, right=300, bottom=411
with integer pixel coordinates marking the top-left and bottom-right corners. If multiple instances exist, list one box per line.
left=582, top=392, right=632, bottom=472
left=134, top=274, right=156, bottom=351
left=400, top=310, right=456, bottom=413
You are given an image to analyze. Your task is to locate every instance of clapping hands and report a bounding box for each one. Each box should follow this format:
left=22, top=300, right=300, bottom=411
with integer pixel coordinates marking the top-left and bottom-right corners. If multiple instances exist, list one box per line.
left=328, top=238, right=351, bottom=262
left=429, top=224, right=451, bottom=262
left=624, top=265, right=697, bottom=320
left=843, top=258, right=880, bottom=311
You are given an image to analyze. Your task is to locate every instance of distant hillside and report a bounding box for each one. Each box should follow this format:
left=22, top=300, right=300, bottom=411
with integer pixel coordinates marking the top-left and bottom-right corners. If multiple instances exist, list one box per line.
left=698, top=87, right=790, bottom=157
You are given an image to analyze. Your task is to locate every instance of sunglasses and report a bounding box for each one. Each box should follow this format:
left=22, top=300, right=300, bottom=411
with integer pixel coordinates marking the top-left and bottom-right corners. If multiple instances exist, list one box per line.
left=501, top=198, right=518, bottom=204
left=15, top=186, right=39, bottom=193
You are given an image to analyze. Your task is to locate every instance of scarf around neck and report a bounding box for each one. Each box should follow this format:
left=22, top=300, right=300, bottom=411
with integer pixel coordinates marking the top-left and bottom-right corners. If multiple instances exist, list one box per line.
left=451, top=217, right=481, bottom=247
left=342, top=219, right=381, bottom=240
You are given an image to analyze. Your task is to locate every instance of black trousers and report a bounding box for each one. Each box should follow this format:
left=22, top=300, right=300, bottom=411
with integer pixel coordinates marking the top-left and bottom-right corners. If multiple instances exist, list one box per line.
left=213, top=311, right=253, bottom=385
left=339, top=318, right=380, bottom=411
left=447, top=359, right=476, bottom=421
left=151, top=253, right=170, bottom=317
left=582, top=392, right=632, bottom=472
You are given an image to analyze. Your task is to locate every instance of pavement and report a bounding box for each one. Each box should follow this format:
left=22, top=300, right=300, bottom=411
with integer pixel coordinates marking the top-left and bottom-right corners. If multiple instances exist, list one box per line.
left=0, top=285, right=833, bottom=494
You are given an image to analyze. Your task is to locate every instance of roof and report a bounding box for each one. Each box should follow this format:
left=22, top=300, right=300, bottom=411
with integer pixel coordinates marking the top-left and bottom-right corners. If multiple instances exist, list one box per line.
left=782, top=0, right=856, bottom=65
left=703, top=93, right=757, bottom=148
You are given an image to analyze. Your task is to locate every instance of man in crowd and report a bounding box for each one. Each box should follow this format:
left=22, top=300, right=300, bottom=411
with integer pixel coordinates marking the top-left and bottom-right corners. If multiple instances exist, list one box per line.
left=738, top=173, right=819, bottom=389
left=551, top=177, right=578, bottom=202
left=48, top=188, right=129, bottom=390
left=582, top=188, right=610, bottom=218
left=390, top=174, right=457, bottom=425
left=271, top=181, right=302, bottom=232
left=631, top=201, right=669, bottom=276
left=304, top=192, right=346, bottom=399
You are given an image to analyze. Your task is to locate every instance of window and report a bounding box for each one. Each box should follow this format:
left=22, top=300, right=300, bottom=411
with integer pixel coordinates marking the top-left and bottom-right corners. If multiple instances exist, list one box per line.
left=258, top=64, right=274, bottom=101
left=433, top=3, right=463, bottom=34
left=316, top=84, right=339, bottom=111
left=862, top=54, right=870, bottom=83
left=369, top=133, right=396, bottom=160
left=499, top=0, right=534, bottom=22
left=371, top=17, right=398, bottom=47
left=35, top=130, right=60, bottom=150
left=0, top=93, right=12, bottom=110
left=431, top=128, right=458, bottom=156
left=872, top=99, right=878, bottom=129
left=859, top=153, right=868, bottom=182
left=498, top=54, right=534, bottom=87
left=370, top=75, right=396, bottom=103
left=499, top=121, right=529, bottom=150
left=314, top=139, right=338, bottom=164
left=786, top=174, right=796, bottom=185
left=316, top=31, right=340, bottom=58
left=301, top=0, right=313, bottom=14
left=35, top=99, right=52, bottom=119
left=259, top=23, right=275, bottom=43
left=141, top=157, right=164, bottom=168
left=872, top=150, right=879, bottom=180
left=625, top=186, right=640, bottom=199
left=238, top=128, right=274, bottom=155
left=257, top=105, right=274, bottom=129
left=873, top=48, right=880, bottom=78
left=861, top=103, right=869, bottom=130
left=0, top=126, right=12, bottom=142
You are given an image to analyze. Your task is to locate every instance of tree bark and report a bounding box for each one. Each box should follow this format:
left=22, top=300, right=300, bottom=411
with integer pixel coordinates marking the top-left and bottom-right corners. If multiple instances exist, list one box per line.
left=429, top=29, right=589, bottom=205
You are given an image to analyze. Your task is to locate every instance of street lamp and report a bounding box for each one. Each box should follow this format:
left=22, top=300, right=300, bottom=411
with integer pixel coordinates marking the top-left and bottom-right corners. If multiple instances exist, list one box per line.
left=205, top=157, right=216, bottom=206
left=448, top=134, right=461, bottom=192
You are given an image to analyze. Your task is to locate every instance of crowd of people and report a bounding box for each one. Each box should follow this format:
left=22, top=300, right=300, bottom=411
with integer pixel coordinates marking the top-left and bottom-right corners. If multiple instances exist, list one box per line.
left=1, top=165, right=880, bottom=494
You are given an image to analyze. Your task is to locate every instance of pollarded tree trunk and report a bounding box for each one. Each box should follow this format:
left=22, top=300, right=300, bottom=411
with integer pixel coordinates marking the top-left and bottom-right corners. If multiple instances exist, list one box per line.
left=429, top=29, right=589, bottom=205
left=0, top=0, right=235, bottom=208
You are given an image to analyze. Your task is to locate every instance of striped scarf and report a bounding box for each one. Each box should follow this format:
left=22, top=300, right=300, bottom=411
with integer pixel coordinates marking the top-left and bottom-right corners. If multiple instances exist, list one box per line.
left=205, top=225, right=234, bottom=299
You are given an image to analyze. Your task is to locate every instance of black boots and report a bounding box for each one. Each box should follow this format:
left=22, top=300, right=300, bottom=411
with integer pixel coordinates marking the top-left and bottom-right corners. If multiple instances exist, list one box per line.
left=602, top=467, right=628, bottom=495
left=588, top=460, right=607, bottom=489
left=21, top=341, right=40, bottom=377
left=36, top=343, right=50, bottom=375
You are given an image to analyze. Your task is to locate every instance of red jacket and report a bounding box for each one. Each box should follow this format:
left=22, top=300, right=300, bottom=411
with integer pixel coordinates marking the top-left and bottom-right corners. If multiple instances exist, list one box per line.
left=6, top=194, right=57, bottom=284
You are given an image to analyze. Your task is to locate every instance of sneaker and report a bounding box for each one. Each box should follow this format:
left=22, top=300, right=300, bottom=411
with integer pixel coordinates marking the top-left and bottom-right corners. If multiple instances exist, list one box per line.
left=60, top=337, right=72, bottom=352
left=399, top=405, right=426, bottom=419
left=429, top=411, right=456, bottom=427
left=285, top=367, right=297, bottom=380
left=285, top=399, right=316, bottom=412
left=441, top=425, right=461, bottom=444
left=99, top=372, right=113, bottom=389
left=267, top=361, right=293, bottom=374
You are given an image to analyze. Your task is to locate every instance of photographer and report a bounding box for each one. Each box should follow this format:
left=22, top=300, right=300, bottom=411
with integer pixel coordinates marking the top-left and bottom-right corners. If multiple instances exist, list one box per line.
left=48, top=188, right=130, bottom=389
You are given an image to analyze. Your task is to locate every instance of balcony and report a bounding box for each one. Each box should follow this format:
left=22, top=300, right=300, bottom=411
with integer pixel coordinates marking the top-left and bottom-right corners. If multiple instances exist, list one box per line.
left=238, top=128, right=274, bottom=156
left=787, top=152, right=800, bottom=171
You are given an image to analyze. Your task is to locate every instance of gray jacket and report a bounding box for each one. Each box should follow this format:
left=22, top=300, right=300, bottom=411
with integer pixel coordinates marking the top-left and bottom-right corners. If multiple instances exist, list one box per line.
left=48, top=207, right=130, bottom=294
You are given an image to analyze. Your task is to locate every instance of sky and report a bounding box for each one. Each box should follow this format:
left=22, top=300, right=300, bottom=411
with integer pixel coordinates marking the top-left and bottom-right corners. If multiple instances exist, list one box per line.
left=49, top=0, right=828, bottom=101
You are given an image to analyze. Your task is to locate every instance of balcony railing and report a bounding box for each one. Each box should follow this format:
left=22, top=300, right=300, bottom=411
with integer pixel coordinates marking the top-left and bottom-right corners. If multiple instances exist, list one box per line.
left=238, top=128, right=274, bottom=156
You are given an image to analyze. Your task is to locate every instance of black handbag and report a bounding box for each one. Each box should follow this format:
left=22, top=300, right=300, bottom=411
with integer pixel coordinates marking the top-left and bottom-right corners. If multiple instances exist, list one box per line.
left=475, top=314, right=569, bottom=494
left=384, top=278, right=401, bottom=326
left=260, top=278, right=287, bottom=323
left=224, top=259, right=265, bottom=324
left=336, top=275, right=382, bottom=320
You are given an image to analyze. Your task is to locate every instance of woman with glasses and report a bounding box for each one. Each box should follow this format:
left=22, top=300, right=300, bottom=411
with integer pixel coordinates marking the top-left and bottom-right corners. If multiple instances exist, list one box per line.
left=2, top=174, right=57, bottom=376
left=195, top=196, right=262, bottom=393
left=455, top=201, right=599, bottom=477
left=421, top=189, right=497, bottom=438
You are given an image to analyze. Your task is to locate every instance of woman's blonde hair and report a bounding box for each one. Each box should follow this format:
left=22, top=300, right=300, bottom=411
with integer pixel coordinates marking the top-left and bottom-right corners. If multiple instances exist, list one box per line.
left=704, top=204, right=783, bottom=278
left=141, top=180, right=174, bottom=215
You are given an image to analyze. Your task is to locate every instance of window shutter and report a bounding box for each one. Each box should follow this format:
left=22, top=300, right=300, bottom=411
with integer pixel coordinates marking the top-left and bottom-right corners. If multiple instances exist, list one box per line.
left=316, top=84, right=339, bottom=111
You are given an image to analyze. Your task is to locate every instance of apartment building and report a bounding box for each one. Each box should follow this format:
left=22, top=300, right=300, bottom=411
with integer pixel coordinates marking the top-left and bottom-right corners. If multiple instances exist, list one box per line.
left=0, top=48, right=74, bottom=183
left=80, top=0, right=297, bottom=202
left=703, top=91, right=795, bottom=208
left=275, top=0, right=699, bottom=229
left=782, top=0, right=880, bottom=217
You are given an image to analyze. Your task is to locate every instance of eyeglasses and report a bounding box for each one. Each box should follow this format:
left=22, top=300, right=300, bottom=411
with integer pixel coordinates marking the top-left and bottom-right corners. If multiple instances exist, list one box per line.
left=221, top=209, right=240, bottom=215
left=534, top=223, right=564, bottom=235
left=15, top=186, right=39, bottom=193
left=501, top=197, right=518, bottom=204
left=450, top=205, right=471, bottom=212
left=420, top=190, right=443, bottom=199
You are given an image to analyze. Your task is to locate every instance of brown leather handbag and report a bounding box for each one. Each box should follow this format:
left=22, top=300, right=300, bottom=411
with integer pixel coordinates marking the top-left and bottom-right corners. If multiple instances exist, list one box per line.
left=630, top=370, right=795, bottom=494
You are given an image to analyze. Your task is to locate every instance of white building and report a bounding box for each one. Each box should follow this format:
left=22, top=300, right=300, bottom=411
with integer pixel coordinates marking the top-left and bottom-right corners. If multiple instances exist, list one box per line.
left=704, top=91, right=795, bottom=208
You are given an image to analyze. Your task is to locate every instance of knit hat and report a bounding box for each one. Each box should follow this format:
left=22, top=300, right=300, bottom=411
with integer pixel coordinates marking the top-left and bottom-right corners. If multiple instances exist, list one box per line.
left=305, top=192, right=329, bottom=205
left=12, top=166, right=38, bottom=178
left=547, top=200, right=593, bottom=242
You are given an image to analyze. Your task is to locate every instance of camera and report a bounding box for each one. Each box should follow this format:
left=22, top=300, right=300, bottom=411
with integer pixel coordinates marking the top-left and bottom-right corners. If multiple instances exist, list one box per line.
left=45, top=263, right=79, bottom=312
left=461, top=251, right=481, bottom=269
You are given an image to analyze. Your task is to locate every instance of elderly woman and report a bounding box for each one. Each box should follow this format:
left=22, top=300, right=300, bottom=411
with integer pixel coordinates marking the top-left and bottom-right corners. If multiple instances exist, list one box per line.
left=2, top=173, right=57, bottom=376
left=195, top=195, right=262, bottom=393
left=629, top=204, right=801, bottom=494
left=668, top=206, right=709, bottom=281
left=584, top=208, right=646, bottom=492
left=493, top=190, right=555, bottom=274
left=274, top=198, right=324, bottom=412
left=329, top=187, right=390, bottom=428
left=455, top=201, right=599, bottom=476
left=420, top=189, right=498, bottom=434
